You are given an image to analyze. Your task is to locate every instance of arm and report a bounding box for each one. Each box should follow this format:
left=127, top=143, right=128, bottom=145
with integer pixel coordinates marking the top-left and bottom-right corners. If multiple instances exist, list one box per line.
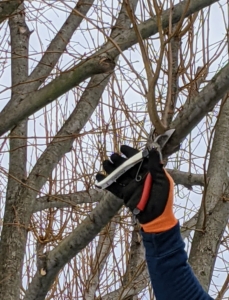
left=96, top=145, right=214, bottom=300
left=142, top=223, right=213, bottom=300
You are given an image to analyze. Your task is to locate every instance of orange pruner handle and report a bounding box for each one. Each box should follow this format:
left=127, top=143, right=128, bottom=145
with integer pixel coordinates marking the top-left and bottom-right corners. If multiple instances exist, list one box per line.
left=136, top=173, right=153, bottom=211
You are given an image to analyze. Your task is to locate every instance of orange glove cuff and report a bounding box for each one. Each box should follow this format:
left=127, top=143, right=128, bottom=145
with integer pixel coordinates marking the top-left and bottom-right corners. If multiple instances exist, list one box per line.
left=141, top=170, right=177, bottom=233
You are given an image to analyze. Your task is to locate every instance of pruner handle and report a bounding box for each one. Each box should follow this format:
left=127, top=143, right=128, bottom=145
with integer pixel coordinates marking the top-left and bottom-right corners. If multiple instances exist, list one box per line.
left=134, top=173, right=153, bottom=214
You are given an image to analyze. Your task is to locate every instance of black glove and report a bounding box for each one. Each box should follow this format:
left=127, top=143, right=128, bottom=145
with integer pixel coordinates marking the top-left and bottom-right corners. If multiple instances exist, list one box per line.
left=96, top=145, right=170, bottom=224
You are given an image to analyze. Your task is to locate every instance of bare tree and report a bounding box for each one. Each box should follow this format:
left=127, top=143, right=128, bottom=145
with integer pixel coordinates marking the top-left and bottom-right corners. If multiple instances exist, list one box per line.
left=0, top=0, right=229, bottom=299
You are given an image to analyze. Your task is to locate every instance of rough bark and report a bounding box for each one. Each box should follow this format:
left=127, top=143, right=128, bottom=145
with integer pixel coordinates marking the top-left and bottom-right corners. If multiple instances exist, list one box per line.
left=181, top=212, right=199, bottom=240
left=122, top=224, right=149, bottom=299
left=33, top=189, right=104, bottom=213
left=0, top=3, right=29, bottom=299
left=189, top=98, right=229, bottom=291
left=0, top=0, right=23, bottom=24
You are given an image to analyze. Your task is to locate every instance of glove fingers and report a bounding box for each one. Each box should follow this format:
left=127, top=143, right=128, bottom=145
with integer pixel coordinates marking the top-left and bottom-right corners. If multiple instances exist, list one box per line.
left=120, top=145, right=139, bottom=158
left=102, top=159, right=135, bottom=185
left=96, top=173, right=106, bottom=182
left=110, top=153, right=126, bottom=167
left=121, top=145, right=150, bottom=179
left=106, top=182, right=123, bottom=198
left=102, top=160, right=116, bottom=174
left=103, top=152, right=137, bottom=180
left=96, top=173, right=123, bottom=198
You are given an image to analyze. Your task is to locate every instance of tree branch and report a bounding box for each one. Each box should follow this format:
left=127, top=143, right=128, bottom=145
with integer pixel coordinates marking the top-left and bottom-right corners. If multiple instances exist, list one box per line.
left=121, top=224, right=149, bottom=300
left=24, top=194, right=124, bottom=300
left=164, top=64, right=229, bottom=157
left=28, top=0, right=95, bottom=91
left=0, top=55, right=116, bottom=136
left=0, top=0, right=23, bottom=24
left=191, top=198, right=229, bottom=291
left=189, top=97, right=229, bottom=291
left=33, top=168, right=204, bottom=212
left=125, top=0, right=166, bottom=134
left=0, top=3, right=29, bottom=298
left=166, top=169, right=204, bottom=187
left=4, top=0, right=95, bottom=110
left=216, top=273, right=229, bottom=300
left=0, top=0, right=220, bottom=137
left=162, top=28, right=180, bottom=127
left=32, top=169, right=204, bottom=213
left=33, top=189, right=104, bottom=213
left=180, top=212, right=199, bottom=240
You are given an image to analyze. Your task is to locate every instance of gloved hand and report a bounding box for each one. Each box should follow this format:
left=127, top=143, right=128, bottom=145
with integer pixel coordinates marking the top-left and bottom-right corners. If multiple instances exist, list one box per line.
left=96, top=145, right=177, bottom=233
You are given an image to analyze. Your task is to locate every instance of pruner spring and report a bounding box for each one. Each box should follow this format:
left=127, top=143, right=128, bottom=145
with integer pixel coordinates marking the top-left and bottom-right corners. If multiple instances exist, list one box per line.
left=134, top=144, right=163, bottom=182
left=135, top=159, right=144, bottom=182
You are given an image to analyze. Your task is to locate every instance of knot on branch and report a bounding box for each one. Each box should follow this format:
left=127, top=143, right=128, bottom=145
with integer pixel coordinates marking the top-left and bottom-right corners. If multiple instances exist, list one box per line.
left=99, top=55, right=116, bottom=73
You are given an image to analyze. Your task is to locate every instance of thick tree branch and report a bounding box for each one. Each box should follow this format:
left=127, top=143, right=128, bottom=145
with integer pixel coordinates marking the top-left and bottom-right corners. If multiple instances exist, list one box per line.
left=24, top=194, right=123, bottom=300
left=3, top=0, right=95, bottom=112
left=180, top=212, right=199, bottom=240
left=189, top=97, right=229, bottom=291
left=33, top=170, right=204, bottom=213
left=32, top=169, right=204, bottom=214
left=0, top=55, right=116, bottom=136
left=164, top=63, right=229, bottom=156
left=191, top=199, right=229, bottom=291
left=123, top=226, right=145, bottom=285
left=121, top=224, right=148, bottom=299
left=0, top=0, right=23, bottom=24
left=33, top=189, right=104, bottom=213
left=0, top=0, right=220, bottom=136
left=0, top=0, right=95, bottom=162
left=0, top=4, right=29, bottom=299
left=167, top=169, right=204, bottom=187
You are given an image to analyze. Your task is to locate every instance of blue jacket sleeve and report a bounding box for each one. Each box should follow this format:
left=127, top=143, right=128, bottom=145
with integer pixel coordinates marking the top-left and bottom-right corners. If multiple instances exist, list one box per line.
left=141, top=222, right=214, bottom=300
